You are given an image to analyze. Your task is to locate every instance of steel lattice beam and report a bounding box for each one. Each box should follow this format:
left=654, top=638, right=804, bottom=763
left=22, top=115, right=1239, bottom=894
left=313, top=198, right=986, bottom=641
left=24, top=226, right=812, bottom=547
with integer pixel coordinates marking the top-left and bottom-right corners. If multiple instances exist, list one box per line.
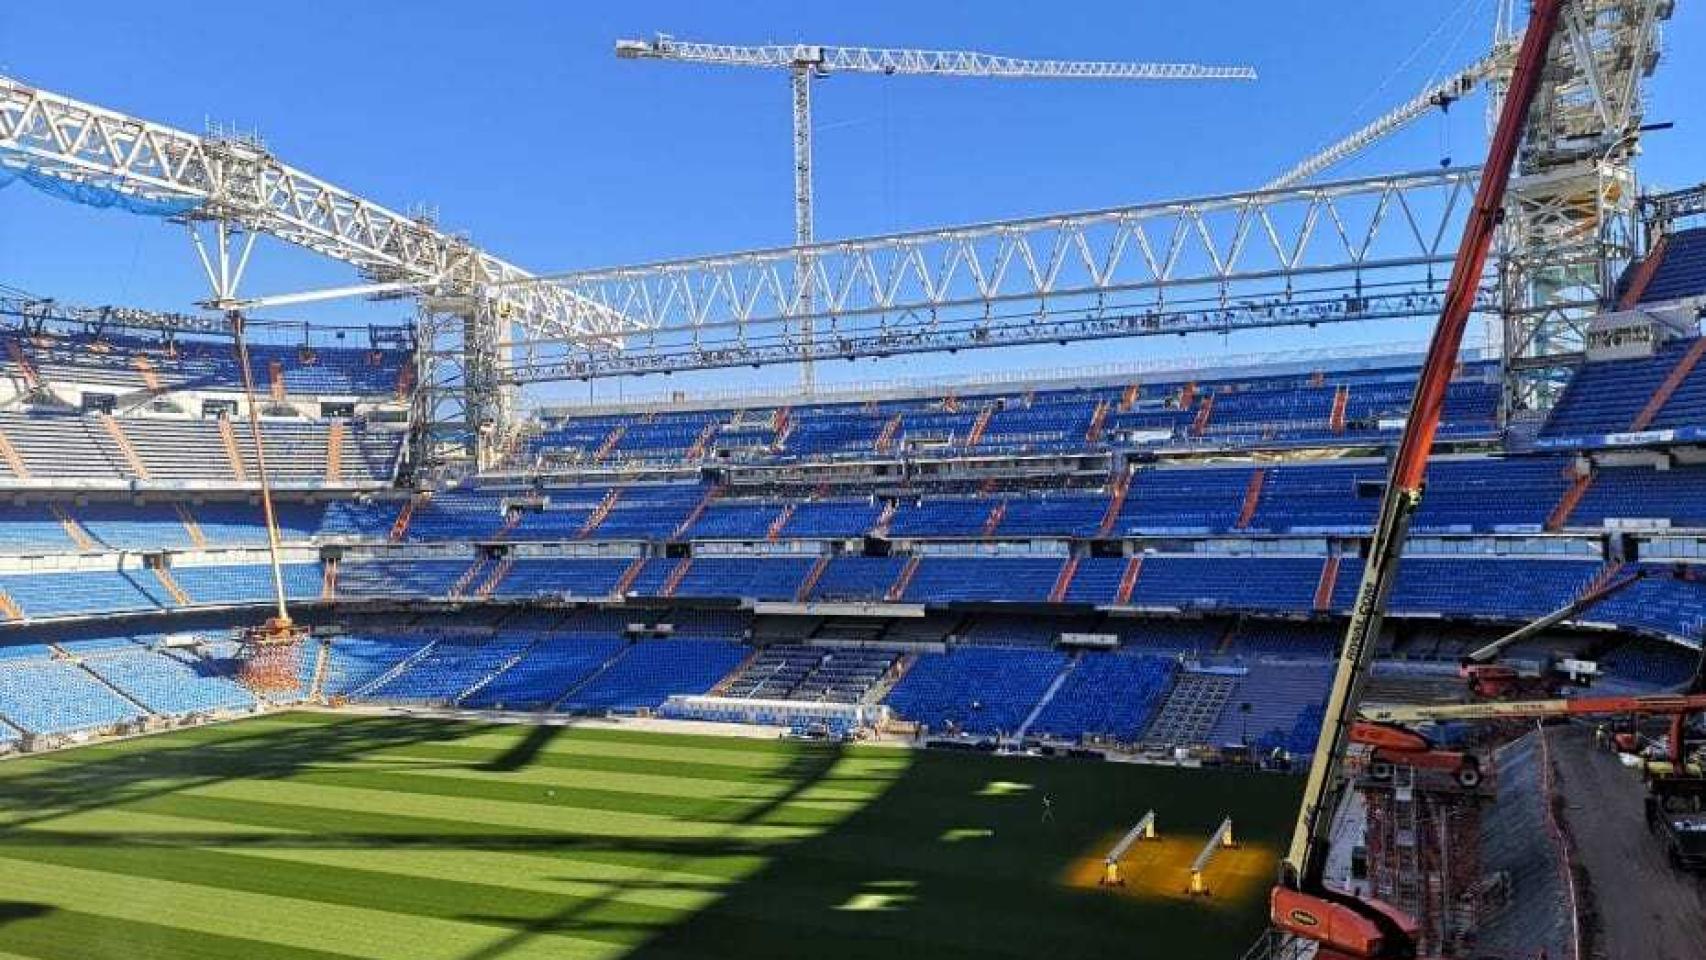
left=496, top=168, right=1487, bottom=383
left=615, top=36, right=1257, bottom=81
left=0, top=73, right=626, bottom=343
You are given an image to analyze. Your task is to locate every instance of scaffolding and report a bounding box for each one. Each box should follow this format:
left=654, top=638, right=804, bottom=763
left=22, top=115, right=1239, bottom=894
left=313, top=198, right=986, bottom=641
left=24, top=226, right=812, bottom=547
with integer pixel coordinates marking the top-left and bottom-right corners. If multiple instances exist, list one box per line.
left=1356, top=754, right=1496, bottom=956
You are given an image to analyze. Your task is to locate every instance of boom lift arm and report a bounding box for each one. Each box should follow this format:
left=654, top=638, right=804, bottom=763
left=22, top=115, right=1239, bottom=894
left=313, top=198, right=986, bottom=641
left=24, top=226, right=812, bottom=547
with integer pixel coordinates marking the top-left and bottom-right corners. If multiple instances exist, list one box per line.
left=1270, top=2, right=1565, bottom=956
left=1463, top=567, right=1649, bottom=666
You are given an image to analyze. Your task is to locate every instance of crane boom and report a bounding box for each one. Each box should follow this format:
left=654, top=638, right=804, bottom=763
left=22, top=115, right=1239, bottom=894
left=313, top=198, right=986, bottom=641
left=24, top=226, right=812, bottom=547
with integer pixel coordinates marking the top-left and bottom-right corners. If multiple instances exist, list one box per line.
left=615, top=36, right=1257, bottom=81
left=1365, top=692, right=1706, bottom=726
left=1265, top=47, right=1508, bottom=190
left=616, top=33, right=1255, bottom=395
left=1270, top=3, right=1564, bottom=957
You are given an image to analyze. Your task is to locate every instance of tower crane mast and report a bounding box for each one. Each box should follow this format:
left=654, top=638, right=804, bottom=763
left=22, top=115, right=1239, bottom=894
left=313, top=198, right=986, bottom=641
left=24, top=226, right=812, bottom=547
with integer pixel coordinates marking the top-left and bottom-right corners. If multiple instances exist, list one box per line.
left=615, top=33, right=1256, bottom=393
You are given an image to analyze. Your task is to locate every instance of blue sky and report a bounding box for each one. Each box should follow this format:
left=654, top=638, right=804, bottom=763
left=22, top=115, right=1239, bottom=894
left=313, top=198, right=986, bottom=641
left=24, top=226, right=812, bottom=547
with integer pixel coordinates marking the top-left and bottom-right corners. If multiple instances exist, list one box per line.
left=2, top=1, right=1701, bottom=403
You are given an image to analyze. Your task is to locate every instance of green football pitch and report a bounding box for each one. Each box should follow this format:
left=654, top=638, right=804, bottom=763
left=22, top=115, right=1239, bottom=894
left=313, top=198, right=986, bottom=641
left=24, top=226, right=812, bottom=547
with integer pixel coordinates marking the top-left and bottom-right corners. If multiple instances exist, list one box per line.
left=0, top=712, right=1301, bottom=960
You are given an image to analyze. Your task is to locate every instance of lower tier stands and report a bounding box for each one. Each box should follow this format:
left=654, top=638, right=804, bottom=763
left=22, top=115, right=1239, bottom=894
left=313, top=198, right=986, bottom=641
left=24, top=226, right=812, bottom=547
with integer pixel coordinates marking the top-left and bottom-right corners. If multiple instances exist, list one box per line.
left=883, top=646, right=1070, bottom=736
left=0, top=637, right=256, bottom=738
left=1, top=610, right=1695, bottom=751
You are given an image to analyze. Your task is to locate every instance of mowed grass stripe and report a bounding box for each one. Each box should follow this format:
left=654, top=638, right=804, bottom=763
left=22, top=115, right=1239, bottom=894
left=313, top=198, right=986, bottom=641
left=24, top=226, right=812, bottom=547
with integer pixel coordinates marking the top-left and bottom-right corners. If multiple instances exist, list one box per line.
left=175, top=778, right=820, bottom=841
left=366, top=739, right=904, bottom=788
left=0, top=836, right=1122, bottom=960
left=0, top=856, right=685, bottom=960
left=0, top=838, right=696, bottom=950
left=96, top=792, right=778, bottom=880
left=278, top=766, right=865, bottom=828
left=0, top=905, right=364, bottom=960
left=327, top=752, right=886, bottom=804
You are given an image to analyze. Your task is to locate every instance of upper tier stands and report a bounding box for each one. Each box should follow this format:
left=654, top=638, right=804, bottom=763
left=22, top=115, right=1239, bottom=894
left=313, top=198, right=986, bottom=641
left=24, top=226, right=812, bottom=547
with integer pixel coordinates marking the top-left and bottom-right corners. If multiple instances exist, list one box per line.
left=0, top=412, right=403, bottom=487
left=1, top=326, right=411, bottom=398
left=524, top=357, right=1502, bottom=468
left=1628, top=226, right=1706, bottom=306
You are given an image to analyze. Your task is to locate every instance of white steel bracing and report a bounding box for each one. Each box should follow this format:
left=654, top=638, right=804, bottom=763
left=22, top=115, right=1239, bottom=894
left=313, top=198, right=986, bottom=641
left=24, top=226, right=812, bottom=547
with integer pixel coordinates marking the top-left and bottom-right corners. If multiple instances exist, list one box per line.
left=617, top=35, right=1255, bottom=394
left=614, top=37, right=1258, bottom=81
left=498, top=168, right=1489, bottom=383
left=0, top=73, right=626, bottom=344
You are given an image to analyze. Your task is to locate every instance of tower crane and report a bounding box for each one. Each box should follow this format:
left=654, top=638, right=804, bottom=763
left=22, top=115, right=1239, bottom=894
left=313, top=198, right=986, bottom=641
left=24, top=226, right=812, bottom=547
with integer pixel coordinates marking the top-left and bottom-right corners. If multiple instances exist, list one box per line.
left=614, top=34, right=1257, bottom=393
left=1267, top=1, right=1564, bottom=957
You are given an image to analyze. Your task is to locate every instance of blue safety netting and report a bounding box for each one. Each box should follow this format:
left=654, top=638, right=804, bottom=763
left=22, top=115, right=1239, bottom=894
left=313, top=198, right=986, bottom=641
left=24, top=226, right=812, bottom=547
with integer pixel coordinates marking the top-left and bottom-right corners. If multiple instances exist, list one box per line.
left=0, top=153, right=199, bottom=218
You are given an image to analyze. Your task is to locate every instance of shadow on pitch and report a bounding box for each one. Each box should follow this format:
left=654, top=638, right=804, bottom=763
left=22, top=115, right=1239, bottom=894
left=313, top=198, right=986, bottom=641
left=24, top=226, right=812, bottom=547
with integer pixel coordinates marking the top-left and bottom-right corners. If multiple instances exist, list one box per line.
left=0, top=902, right=53, bottom=927
left=0, top=713, right=471, bottom=832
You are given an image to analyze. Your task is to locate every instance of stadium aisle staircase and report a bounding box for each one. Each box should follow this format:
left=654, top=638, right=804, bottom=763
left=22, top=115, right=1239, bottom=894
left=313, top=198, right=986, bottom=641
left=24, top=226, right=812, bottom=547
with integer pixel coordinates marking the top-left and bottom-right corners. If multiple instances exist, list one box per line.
left=593, top=424, right=626, bottom=462
left=352, top=641, right=437, bottom=699
left=1049, top=557, right=1080, bottom=603
left=1097, top=467, right=1134, bottom=537
left=0, top=425, right=30, bottom=478
left=1234, top=468, right=1267, bottom=530
left=613, top=557, right=647, bottom=597
left=686, top=420, right=719, bottom=460
left=1012, top=655, right=1077, bottom=741
left=580, top=489, right=621, bottom=538
left=673, top=487, right=719, bottom=539
left=660, top=558, right=693, bottom=598
left=98, top=414, right=150, bottom=480
left=477, top=554, right=516, bottom=598
left=1119, top=382, right=1140, bottom=411
left=1630, top=336, right=1706, bottom=432
left=48, top=505, right=98, bottom=551
left=1085, top=399, right=1110, bottom=442
left=795, top=554, right=831, bottom=601
left=217, top=416, right=247, bottom=481
left=389, top=496, right=423, bottom=542
left=1619, top=234, right=1669, bottom=308
left=309, top=639, right=332, bottom=701
left=321, top=557, right=339, bottom=600
left=0, top=588, right=22, bottom=621
left=767, top=504, right=795, bottom=541
left=1329, top=385, right=1350, bottom=433
left=872, top=501, right=897, bottom=537
left=174, top=504, right=208, bottom=549
left=150, top=563, right=192, bottom=607
left=1313, top=555, right=1342, bottom=612
left=325, top=420, right=345, bottom=483
left=449, top=557, right=490, bottom=599
left=981, top=501, right=1006, bottom=538
left=131, top=355, right=162, bottom=392
left=548, top=642, right=635, bottom=711
left=456, top=636, right=540, bottom=705
left=874, top=413, right=902, bottom=453
left=1115, top=555, right=1144, bottom=604
left=885, top=556, right=921, bottom=602
left=1191, top=392, right=1216, bottom=436
left=69, top=654, right=156, bottom=718
left=965, top=404, right=995, bottom=448
left=1546, top=469, right=1595, bottom=531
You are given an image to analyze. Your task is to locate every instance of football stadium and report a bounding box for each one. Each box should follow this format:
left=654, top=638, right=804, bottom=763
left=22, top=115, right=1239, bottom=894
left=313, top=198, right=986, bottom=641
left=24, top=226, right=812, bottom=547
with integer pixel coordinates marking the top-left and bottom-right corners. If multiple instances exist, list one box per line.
left=2, top=2, right=1705, bottom=958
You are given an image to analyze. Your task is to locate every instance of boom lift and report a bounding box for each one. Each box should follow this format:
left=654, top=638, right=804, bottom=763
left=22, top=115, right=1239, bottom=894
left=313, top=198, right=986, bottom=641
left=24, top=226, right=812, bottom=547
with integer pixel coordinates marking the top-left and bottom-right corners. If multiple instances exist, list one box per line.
left=1269, top=2, right=1565, bottom=956
left=1458, top=566, right=1649, bottom=698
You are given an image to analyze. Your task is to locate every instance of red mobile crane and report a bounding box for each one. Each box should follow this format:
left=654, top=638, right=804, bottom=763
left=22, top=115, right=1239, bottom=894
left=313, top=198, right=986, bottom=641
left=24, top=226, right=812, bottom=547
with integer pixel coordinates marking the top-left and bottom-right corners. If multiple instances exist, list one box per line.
left=1269, top=2, right=1565, bottom=956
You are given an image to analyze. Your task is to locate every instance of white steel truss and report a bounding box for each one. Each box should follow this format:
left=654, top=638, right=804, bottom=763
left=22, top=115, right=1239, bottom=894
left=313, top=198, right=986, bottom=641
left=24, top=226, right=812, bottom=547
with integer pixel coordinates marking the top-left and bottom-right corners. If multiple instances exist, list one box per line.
left=495, top=168, right=1488, bottom=383
left=0, top=73, right=626, bottom=344
left=615, top=37, right=1257, bottom=81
